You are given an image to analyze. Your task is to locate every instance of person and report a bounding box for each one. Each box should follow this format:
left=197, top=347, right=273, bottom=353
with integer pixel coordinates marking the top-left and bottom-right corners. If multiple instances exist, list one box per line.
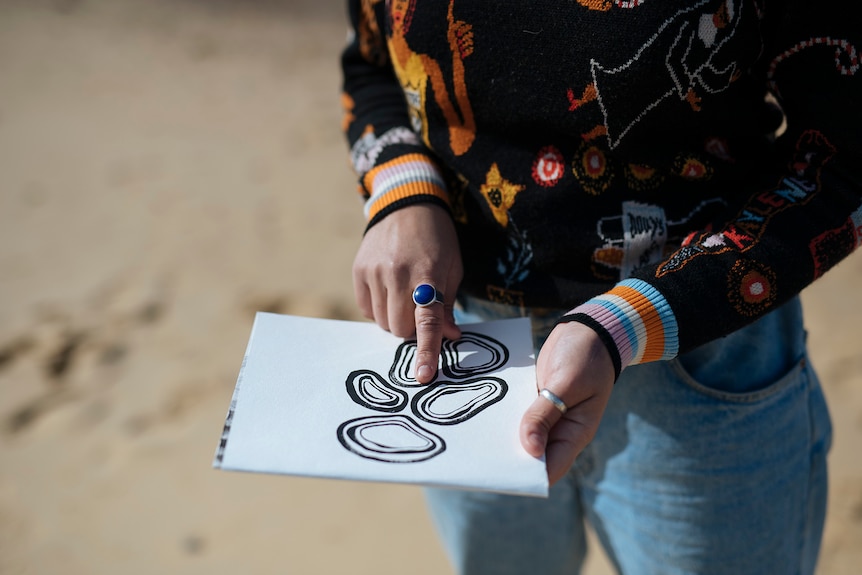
left=340, top=0, right=861, bottom=573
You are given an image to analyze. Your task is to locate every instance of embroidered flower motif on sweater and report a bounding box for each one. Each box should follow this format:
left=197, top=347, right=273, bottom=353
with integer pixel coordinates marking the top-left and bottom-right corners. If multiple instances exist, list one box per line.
left=625, top=163, right=664, bottom=191
left=532, top=146, right=565, bottom=187
left=727, top=259, right=777, bottom=316
left=674, top=155, right=713, bottom=180
left=572, top=143, right=614, bottom=195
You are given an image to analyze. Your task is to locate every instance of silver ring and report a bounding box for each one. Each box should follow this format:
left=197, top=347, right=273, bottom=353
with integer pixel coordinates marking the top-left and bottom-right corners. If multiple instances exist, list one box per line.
left=540, top=389, right=568, bottom=414
left=412, top=283, right=445, bottom=307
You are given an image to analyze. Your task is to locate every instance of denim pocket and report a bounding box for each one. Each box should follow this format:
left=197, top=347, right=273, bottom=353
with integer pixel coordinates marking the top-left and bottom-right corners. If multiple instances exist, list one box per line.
left=665, top=298, right=808, bottom=402
left=668, top=352, right=807, bottom=403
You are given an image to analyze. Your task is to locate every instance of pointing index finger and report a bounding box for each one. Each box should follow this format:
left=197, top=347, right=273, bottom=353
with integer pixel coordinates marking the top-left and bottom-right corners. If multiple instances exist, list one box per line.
left=412, top=283, right=446, bottom=384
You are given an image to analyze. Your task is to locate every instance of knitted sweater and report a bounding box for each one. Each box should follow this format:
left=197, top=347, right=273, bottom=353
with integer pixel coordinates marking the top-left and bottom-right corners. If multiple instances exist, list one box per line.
left=341, top=0, right=861, bottom=373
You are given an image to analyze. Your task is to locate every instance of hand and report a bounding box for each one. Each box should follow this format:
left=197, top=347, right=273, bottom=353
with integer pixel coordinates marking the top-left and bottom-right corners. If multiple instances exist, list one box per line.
left=353, top=204, right=463, bottom=383
left=520, top=320, right=616, bottom=485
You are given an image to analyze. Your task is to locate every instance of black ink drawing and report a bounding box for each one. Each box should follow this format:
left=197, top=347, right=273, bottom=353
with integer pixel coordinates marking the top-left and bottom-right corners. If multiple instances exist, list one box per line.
left=337, top=415, right=445, bottom=463
left=441, top=333, right=509, bottom=379
left=388, top=341, right=421, bottom=387
left=345, top=369, right=408, bottom=412
left=336, top=332, right=510, bottom=463
left=411, top=378, right=507, bottom=425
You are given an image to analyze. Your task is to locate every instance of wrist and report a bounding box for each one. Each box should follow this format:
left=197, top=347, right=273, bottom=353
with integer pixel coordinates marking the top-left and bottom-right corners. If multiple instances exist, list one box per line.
left=555, top=313, right=622, bottom=381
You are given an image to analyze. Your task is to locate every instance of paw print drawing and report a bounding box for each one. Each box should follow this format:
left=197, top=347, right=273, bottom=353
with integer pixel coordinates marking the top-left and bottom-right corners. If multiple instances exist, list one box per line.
left=337, top=333, right=510, bottom=463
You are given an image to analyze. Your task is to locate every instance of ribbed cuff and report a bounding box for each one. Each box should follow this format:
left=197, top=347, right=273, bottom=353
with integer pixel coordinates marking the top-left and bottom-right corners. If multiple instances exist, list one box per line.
left=361, top=154, right=449, bottom=224
left=560, top=279, right=679, bottom=372
left=555, top=313, right=622, bottom=381
left=365, top=195, right=452, bottom=232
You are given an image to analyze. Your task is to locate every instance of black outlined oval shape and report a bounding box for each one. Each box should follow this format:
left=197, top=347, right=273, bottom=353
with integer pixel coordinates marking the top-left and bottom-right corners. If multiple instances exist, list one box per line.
left=389, top=340, right=425, bottom=387
left=345, top=370, right=408, bottom=412
left=337, top=415, right=446, bottom=463
left=441, top=332, right=509, bottom=379
left=412, top=377, right=508, bottom=425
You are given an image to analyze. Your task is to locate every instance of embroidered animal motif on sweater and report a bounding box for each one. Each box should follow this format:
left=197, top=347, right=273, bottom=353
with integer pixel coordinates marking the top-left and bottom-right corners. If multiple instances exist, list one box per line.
left=388, top=0, right=476, bottom=156
left=569, top=0, right=745, bottom=148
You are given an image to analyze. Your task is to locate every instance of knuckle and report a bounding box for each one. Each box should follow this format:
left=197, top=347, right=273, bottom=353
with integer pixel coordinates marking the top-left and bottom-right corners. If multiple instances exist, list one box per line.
left=415, top=313, right=444, bottom=332
left=383, top=258, right=411, bottom=279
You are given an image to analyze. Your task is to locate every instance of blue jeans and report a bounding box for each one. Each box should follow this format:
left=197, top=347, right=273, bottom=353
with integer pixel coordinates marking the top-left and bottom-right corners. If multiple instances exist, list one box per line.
left=425, top=296, right=832, bottom=575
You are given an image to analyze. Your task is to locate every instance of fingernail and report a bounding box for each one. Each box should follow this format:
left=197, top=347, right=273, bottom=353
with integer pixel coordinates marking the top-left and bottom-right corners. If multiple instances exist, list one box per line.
left=417, top=365, right=432, bottom=382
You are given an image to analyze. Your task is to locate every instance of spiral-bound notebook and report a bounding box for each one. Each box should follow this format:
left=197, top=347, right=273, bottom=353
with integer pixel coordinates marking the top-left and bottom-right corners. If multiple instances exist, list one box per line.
left=213, top=313, right=548, bottom=497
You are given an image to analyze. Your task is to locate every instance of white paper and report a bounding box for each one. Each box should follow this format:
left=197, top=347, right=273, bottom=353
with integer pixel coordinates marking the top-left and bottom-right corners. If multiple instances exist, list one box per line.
left=213, top=313, right=549, bottom=497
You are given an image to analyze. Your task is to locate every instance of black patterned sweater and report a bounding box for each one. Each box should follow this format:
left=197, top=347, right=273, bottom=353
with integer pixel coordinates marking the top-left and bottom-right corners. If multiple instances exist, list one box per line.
left=341, top=0, right=861, bottom=373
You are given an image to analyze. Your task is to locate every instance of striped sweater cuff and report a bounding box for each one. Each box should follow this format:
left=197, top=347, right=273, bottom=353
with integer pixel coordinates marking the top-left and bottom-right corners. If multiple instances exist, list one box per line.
left=565, top=279, right=679, bottom=371
left=362, top=154, right=449, bottom=225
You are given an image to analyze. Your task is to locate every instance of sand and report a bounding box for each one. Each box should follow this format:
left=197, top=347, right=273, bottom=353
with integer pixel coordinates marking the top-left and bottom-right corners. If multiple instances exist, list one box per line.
left=0, top=1, right=859, bottom=573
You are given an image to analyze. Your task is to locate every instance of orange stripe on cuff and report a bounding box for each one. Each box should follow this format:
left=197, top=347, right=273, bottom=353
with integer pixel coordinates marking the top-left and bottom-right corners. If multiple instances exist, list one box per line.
left=610, top=285, right=666, bottom=363
left=361, top=153, right=440, bottom=192
left=366, top=183, right=449, bottom=222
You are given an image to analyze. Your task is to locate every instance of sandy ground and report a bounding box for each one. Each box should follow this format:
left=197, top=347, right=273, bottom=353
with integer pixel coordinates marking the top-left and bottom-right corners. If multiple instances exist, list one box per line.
left=0, top=1, right=860, bottom=574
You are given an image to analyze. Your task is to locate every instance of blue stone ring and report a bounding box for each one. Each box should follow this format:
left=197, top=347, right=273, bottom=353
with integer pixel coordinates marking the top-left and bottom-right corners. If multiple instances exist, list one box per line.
left=412, top=283, right=445, bottom=307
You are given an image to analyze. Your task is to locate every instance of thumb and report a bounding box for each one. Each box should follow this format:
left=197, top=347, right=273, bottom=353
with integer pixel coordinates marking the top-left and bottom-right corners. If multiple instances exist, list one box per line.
left=519, top=389, right=566, bottom=457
